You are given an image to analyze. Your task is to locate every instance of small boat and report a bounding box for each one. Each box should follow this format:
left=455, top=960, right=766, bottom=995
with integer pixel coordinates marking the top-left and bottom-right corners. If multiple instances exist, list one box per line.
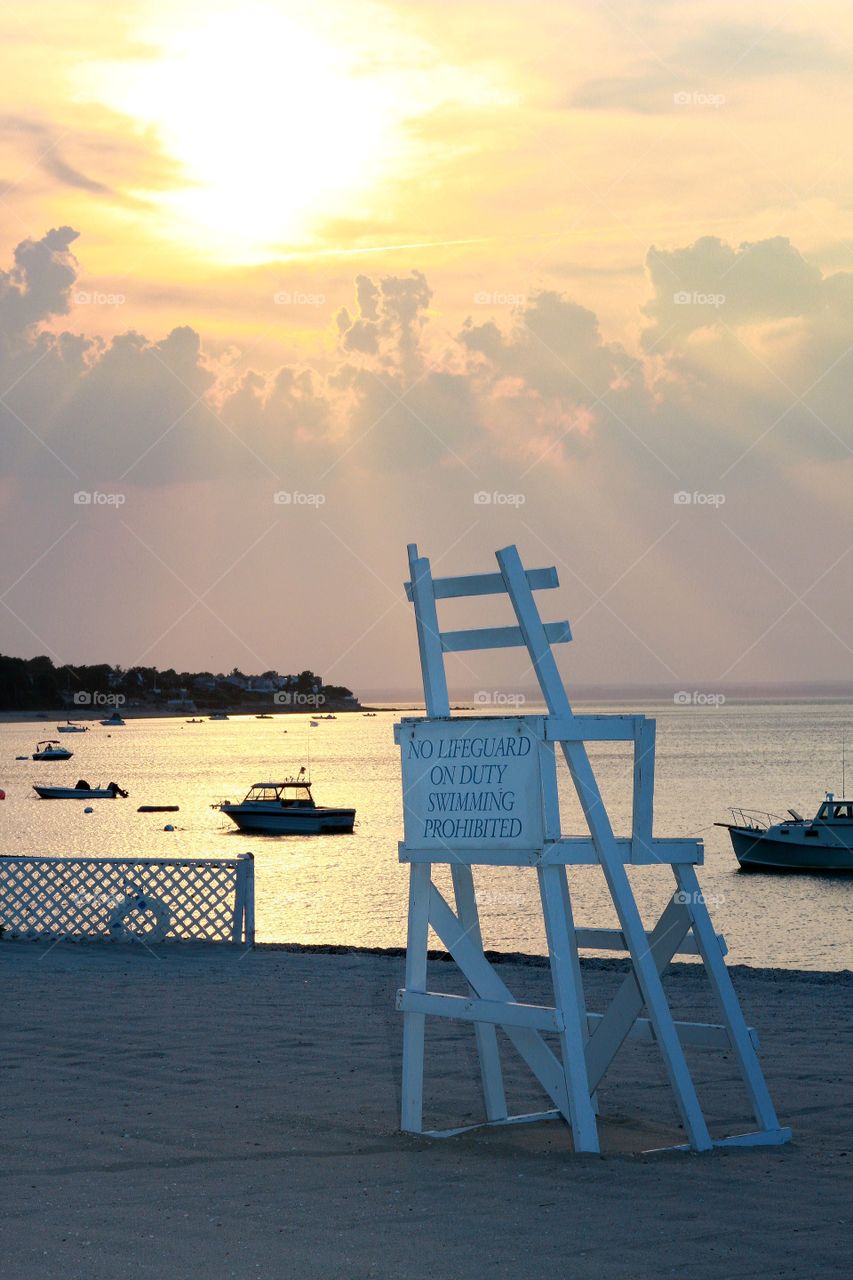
left=100, top=711, right=126, bottom=726
left=186, top=718, right=204, bottom=723
left=32, top=739, right=73, bottom=761
left=255, top=714, right=272, bottom=719
left=309, top=720, right=319, bottom=727
left=138, top=804, right=180, bottom=813
left=717, top=792, right=853, bottom=872
left=215, top=770, right=355, bottom=835
left=57, top=721, right=89, bottom=733
left=209, top=712, right=229, bottom=721
left=34, top=779, right=128, bottom=799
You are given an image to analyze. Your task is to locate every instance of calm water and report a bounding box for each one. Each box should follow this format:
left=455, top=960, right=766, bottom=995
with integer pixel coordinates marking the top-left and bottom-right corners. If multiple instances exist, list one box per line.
left=1, top=702, right=851, bottom=970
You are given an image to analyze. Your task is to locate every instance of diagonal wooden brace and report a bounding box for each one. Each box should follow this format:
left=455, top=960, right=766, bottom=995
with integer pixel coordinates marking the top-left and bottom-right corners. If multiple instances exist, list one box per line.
left=584, top=895, right=692, bottom=1092
left=428, top=886, right=573, bottom=1120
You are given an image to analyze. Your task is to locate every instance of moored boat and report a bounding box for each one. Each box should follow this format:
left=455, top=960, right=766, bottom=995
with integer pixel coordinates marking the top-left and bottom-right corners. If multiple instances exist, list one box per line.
left=717, top=793, right=853, bottom=872
left=32, top=739, right=73, bottom=761
left=100, top=711, right=126, bottom=726
left=57, top=721, right=89, bottom=733
left=216, top=771, right=355, bottom=835
left=34, top=779, right=128, bottom=799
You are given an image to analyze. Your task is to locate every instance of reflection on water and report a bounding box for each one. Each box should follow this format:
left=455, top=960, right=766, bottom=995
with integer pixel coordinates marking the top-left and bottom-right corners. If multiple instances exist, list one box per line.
left=1, top=702, right=850, bottom=970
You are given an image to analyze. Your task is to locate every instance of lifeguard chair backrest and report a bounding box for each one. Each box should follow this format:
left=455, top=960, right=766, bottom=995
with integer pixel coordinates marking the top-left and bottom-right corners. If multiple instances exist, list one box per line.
left=404, top=543, right=571, bottom=719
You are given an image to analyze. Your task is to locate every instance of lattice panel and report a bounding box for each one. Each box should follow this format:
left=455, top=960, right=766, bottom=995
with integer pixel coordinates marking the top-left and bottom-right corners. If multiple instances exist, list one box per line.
left=0, top=856, right=251, bottom=944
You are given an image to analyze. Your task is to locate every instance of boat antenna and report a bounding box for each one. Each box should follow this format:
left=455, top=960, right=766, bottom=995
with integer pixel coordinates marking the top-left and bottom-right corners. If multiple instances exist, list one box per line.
left=843, top=731, right=846, bottom=796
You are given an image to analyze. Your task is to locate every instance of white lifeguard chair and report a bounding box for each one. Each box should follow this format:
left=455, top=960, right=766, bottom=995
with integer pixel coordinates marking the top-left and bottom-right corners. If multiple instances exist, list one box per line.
left=394, top=542, right=791, bottom=1153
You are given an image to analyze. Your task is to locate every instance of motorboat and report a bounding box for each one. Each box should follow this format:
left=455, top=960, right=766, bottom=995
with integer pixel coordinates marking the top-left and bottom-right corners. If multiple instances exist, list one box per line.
left=216, top=771, right=355, bottom=835
left=209, top=712, right=229, bottom=721
left=717, top=792, right=853, bottom=872
left=100, top=711, right=126, bottom=726
left=34, top=779, right=128, bottom=799
left=57, top=721, right=89, bottom=733
left=32, top=740, right=73, bottom=761
left=255, top=714, right=272, bottom=719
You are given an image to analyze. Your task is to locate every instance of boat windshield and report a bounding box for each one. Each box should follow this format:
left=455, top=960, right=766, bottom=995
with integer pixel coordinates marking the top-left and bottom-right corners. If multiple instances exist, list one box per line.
left=245, top=784, right=314, bottom=805
left=817, top=800, right=853, bottom=821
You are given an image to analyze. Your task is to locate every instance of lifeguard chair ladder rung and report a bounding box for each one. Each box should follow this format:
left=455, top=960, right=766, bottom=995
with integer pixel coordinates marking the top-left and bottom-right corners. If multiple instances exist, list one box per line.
left=441, top=621, right=571, bottom=653
left=405, top=566, right=558, bottom=602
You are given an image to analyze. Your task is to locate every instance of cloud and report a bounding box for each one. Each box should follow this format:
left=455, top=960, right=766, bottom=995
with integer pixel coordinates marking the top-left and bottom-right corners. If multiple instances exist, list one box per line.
left=0, top=225, right=80, bottom=335
left=336, top=270, right=432, bottom=376
left=570, top=25, right=851, bottom=114
left=642, top=235, right=825, bottom=344
left=1, top=226, right=850, bottom=495
left=0, top=226, right=849, bottom=687
left=0, top=116, right=112, bottom=194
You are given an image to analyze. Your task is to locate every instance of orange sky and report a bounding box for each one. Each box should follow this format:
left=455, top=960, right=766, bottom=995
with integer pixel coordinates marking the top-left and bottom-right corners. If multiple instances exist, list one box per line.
left=0, top=1, right=850, bottom=692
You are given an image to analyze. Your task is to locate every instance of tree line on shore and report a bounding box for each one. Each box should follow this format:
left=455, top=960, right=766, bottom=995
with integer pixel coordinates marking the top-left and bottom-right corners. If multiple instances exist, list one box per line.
left=0, top=654, right=356, bottom=711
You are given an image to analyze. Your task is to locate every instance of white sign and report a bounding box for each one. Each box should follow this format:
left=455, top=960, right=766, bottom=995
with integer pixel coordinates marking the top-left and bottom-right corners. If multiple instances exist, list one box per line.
left=398, top=717, right=545, bottom=849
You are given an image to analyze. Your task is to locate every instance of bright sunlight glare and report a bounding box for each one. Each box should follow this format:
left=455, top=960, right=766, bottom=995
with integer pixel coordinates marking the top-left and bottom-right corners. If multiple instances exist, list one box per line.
left=81, top=5, right=411, bottom=261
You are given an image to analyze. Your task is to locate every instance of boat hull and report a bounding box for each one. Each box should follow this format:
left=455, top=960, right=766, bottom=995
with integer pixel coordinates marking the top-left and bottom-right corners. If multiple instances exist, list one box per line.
left=726, top=825, right=853, bottom=872
left=221, top=805, right=355, bottom=835
left=32, top=752, right=73, bottom=761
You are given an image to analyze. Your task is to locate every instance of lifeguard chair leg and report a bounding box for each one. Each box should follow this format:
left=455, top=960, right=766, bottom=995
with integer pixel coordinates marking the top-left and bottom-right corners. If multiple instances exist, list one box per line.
left=450, top=863, right=508, bottom=1122
left=401, top=862, right=431, bottom=1132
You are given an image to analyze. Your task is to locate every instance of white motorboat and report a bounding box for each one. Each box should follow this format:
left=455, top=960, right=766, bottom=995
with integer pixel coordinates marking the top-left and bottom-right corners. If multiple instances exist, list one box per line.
left=209, top=712, right=229, bottom=721
left=717, top=792, right=853, bottom=872
left=34, top=779, right=128, bottom=799
left=100, top=711, right=126, bottom=726
left=32, top=739, right=73, bottom=761
left=216, top=771, right=355, bottom=835
left=57, top=721, right=89, bottom=733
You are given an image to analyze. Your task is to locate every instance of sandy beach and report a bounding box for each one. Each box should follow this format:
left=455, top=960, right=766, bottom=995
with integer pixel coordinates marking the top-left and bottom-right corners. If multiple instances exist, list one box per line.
left=1, top=943, right=850, bottom=1279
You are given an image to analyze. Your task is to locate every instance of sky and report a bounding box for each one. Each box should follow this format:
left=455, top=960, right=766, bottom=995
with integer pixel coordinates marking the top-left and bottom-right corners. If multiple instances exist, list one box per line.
left=0, top=0, right=850, bottom=697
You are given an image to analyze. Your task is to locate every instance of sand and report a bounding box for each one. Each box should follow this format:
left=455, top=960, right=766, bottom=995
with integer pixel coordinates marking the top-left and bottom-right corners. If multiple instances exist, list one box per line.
left=1, top=942, right=850, bottom=1279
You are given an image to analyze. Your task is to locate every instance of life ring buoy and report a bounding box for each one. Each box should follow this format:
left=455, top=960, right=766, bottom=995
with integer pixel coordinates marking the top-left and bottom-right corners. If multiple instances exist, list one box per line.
left=108, top=892, right=171, bottom=943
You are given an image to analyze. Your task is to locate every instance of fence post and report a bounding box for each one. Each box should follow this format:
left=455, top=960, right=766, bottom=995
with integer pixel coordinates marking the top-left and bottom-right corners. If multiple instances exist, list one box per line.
left=242, top=853, right=255, bottom=946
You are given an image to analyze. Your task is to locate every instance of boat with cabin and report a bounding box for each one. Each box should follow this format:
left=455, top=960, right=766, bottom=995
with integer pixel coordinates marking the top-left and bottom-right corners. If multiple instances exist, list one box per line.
left=57, top=721, right=89, bottom=733
left=32, top=740, right=73, bottom=761
left=717, top=793, right=853, bottom=872
left=209, top=712, right=229, bottom=721
left=100, top=710, right=126, bottom=726
left=216, top=770, right=355, bottom=834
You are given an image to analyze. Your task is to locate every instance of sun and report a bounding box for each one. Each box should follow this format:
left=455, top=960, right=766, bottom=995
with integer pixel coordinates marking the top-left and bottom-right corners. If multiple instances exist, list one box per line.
left=80, top=4, right=405, bottom=261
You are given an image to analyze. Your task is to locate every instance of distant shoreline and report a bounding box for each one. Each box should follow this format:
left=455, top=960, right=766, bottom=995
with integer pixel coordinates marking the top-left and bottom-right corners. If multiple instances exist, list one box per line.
left=0, top=704, right=367, bottom=723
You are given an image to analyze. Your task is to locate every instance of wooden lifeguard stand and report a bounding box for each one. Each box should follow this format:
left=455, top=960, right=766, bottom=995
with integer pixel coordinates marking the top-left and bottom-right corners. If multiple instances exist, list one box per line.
left=394, top=542, right=791, bottom=1153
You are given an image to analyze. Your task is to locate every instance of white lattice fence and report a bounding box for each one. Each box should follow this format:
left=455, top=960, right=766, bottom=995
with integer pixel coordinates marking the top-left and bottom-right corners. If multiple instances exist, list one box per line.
left=0, top=854, right=254, bottom=945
